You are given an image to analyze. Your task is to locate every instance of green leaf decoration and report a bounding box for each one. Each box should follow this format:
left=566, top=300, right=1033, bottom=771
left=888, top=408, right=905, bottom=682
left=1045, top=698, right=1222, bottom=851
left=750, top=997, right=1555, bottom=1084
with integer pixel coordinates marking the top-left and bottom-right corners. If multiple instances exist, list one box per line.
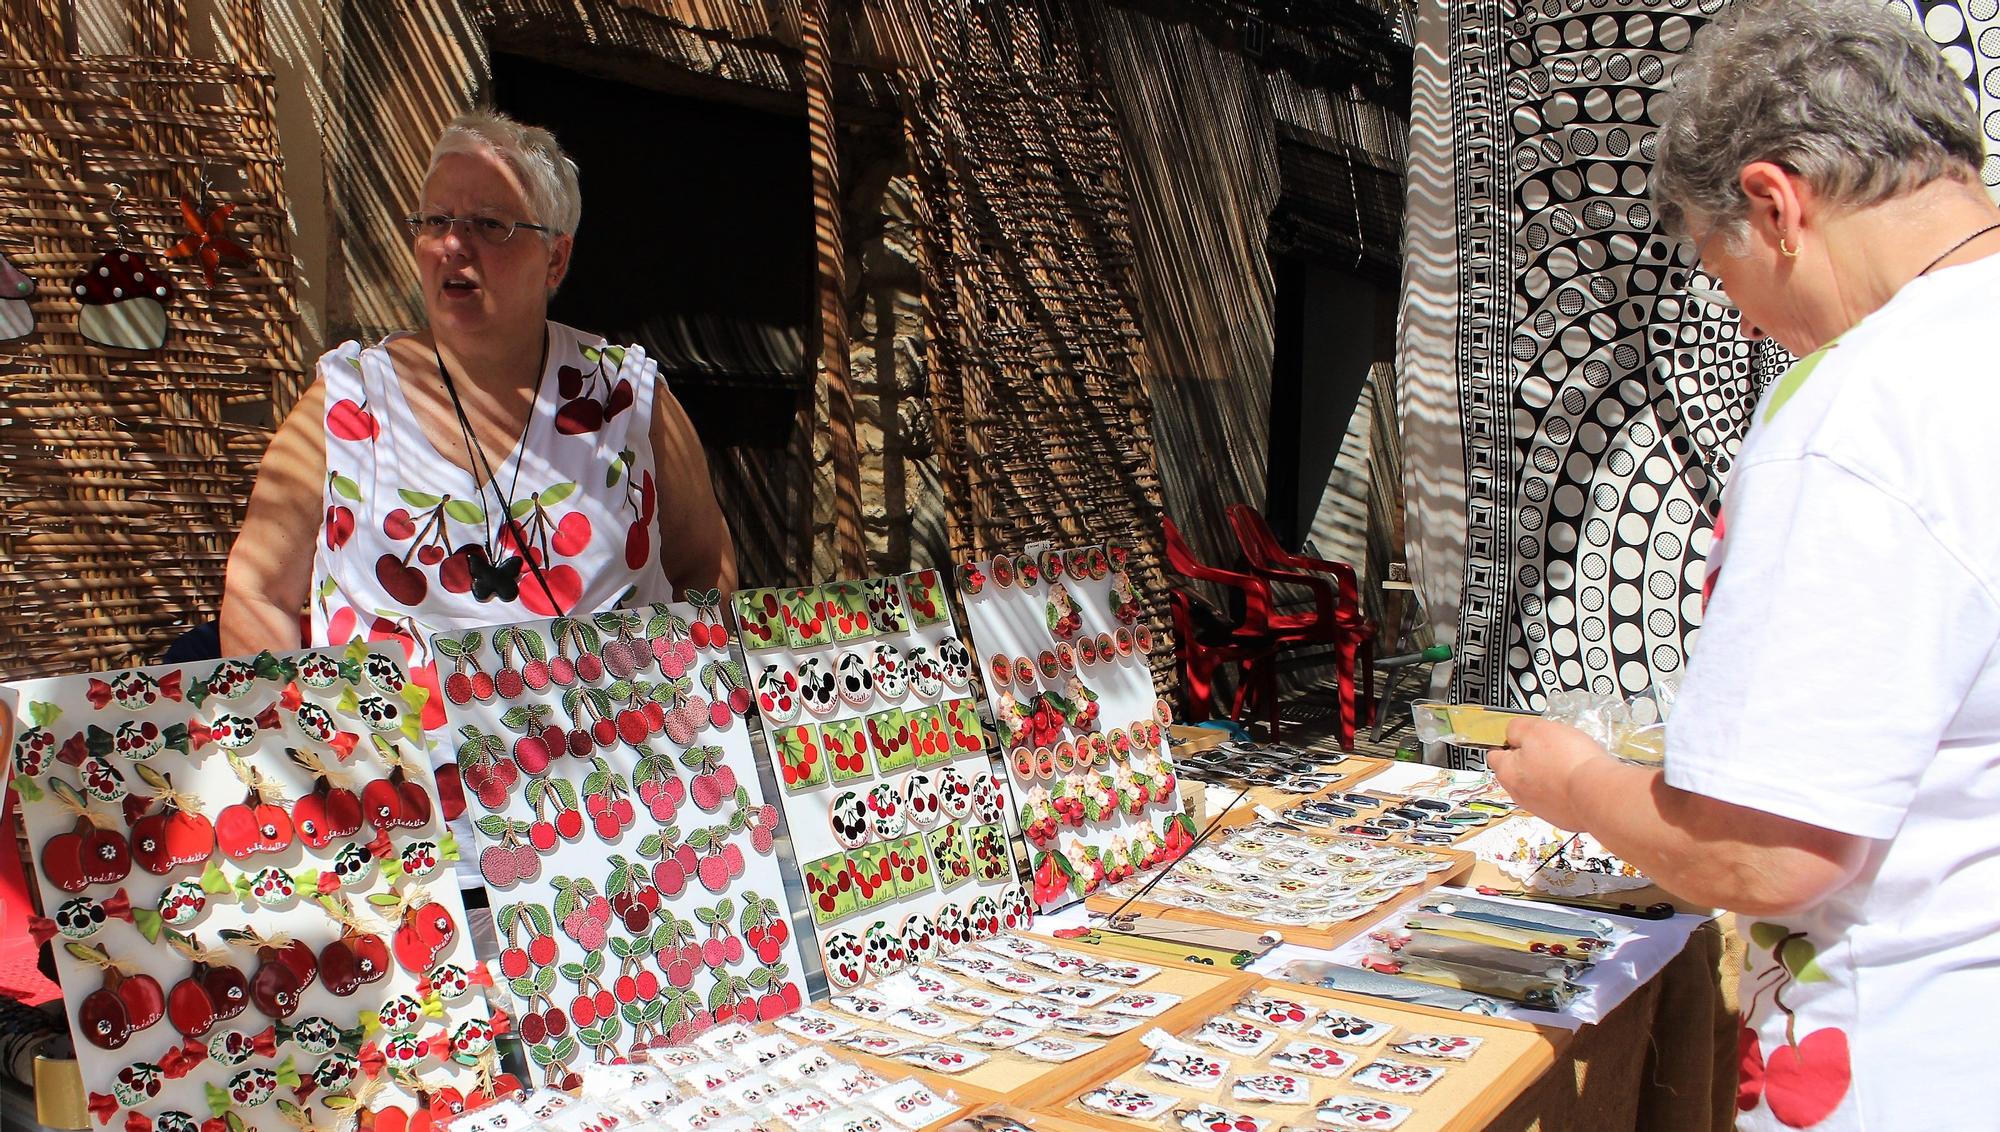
left=443, top=498, right=487, bottom=525
left=603, top=346, right=626, bottom=367
left=1749, top=921, right=1790, bottom=950
left=539, top=481, right=576, bottom=508
left=330, top=474, right=363, bottom=502
left=605, top=458, right=624, bottom=489
left=398, top=489, right=442, bottom=509
left=508, top=498, right=536, bottom=520
left=535, top=964, right=556, bottom=994
left=510, top=975, right=537, bottom=998
left=1779, top=937, right=1827, bottom=982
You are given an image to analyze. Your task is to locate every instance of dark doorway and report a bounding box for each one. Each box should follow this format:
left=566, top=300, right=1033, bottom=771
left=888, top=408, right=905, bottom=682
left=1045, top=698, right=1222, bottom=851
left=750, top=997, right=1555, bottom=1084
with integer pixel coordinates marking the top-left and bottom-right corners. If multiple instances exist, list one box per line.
left=490, top=52, right=814, bottom=586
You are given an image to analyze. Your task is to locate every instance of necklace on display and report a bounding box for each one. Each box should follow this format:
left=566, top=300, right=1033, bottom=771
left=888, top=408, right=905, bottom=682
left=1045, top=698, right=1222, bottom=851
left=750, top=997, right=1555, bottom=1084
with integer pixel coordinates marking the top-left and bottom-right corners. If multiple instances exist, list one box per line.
left=433, top=335, right=552, bottom=606
left=1916, top=220, right=2000, bottom=278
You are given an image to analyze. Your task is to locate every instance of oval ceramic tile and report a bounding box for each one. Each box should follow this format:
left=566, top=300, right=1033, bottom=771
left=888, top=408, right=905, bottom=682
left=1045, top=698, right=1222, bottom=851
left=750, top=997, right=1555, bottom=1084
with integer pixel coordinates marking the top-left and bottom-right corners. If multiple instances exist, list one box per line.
left=829, top=791, right=870, bottom=849
left=865, top=783, right=906, bottom=841
left=836, top=653, right=875, bottom=708
left=935, top=766, right=972, bottom=819
left=935, top=637, right=972, bottom=690
left=871, top=643, right=907, bottom=699
left=756, top=664, right=801, bottom=723
left=797, top=657, right=839, bottom=717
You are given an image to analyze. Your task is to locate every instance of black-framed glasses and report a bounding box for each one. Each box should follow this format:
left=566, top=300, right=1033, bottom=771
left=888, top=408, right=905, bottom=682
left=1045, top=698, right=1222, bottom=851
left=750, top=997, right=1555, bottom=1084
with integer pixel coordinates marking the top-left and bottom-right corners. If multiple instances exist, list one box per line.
left=404, top=213, right=553, bottom=246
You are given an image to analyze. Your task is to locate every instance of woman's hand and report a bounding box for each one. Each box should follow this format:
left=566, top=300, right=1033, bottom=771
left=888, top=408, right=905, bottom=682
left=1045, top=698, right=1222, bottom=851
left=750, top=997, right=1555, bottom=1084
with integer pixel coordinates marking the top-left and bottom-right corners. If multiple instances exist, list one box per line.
left=220, top=382, right=327, bottom=654
left=1486, top=717, right=1615, bottom=832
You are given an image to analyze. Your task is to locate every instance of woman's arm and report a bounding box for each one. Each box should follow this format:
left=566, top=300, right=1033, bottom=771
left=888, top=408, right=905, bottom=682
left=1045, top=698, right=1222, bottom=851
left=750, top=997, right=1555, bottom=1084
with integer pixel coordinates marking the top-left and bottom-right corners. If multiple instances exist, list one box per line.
left=1489, top=717, right=1870, bottom=916
left=650, top=382, right=737, bottom=597
left=220, top=381, right=328, bottom=654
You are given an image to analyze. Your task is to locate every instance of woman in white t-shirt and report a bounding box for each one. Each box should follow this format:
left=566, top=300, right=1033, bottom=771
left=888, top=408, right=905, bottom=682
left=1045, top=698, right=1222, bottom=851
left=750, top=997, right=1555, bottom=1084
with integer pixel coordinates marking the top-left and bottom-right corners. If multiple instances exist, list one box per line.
left=1491, top=3, right=2000, bottom=1130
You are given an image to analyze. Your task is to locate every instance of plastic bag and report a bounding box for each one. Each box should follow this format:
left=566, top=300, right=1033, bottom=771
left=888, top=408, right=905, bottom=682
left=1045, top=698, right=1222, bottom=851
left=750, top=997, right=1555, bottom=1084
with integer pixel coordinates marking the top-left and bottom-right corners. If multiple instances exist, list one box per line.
left=1415, top=673, right=1679, bottom=767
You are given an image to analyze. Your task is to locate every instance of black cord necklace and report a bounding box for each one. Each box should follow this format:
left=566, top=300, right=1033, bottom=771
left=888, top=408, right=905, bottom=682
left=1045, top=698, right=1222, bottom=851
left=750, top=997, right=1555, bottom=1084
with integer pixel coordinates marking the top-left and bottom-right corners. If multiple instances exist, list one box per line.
left=1917, top=219, right=2000, bottom=277
left=433, top=334, right=557, bottom=607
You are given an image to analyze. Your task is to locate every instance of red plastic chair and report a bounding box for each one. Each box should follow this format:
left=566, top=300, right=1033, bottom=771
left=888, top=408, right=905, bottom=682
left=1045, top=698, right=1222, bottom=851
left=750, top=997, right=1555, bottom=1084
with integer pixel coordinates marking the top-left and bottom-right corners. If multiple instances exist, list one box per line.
left=1225, top=504, right=1377, bottom=749
left=1162, top=516, right=1283, bottom=736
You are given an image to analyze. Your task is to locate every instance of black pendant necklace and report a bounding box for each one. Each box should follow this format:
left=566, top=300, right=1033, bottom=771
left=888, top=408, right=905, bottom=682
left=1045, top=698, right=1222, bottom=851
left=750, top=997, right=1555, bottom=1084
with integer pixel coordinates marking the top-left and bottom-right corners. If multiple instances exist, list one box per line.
left=434, top=337, right=544, bottom=605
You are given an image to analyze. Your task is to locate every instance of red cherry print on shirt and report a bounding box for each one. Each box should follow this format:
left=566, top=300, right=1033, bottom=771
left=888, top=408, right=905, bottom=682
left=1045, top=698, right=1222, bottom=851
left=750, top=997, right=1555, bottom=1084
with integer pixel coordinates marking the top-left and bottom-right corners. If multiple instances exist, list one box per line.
left=554, top=398, right=604, bottom=435
left=328, top=399, right=379, bottom=441
left=520, top=564, right=583, bottom=617
left=326, top=506, right=356, bottom=549
left=552, top=512, right=592, bottom=557
left=375, top=553, right=428, bottom=605
left=1762, top=1028, right=1851, bottom=1128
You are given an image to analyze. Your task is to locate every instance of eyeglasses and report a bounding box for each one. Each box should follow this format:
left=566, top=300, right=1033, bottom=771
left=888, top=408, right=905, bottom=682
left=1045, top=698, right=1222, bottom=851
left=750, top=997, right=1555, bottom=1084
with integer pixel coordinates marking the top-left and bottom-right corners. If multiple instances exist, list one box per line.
left=404, top=213, right=553, bottom=245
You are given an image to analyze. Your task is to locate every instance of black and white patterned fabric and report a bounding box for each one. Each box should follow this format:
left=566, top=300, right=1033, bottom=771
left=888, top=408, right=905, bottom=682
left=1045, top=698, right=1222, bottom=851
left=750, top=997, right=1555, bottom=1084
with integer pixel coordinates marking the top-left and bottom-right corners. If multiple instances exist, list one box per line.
left=1400, top=1, right=1999, bottom=749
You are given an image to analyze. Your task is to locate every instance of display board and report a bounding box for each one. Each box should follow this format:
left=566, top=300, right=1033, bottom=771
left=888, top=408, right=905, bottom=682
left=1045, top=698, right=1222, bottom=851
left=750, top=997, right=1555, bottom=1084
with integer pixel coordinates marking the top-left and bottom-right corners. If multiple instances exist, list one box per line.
left=6, top=647, right=495, bottom=1132
left=811, top=931, right=1249, bottom=1105
left=1086, top=825, right=1471, bottom=952
left=1035, top=977, right=1560, bottom=1132
left=955, top=545, right=1193, bottom=911
left=429, top=600, right=810, bottom=1086
left=733, top=571, right=1032, bottom=990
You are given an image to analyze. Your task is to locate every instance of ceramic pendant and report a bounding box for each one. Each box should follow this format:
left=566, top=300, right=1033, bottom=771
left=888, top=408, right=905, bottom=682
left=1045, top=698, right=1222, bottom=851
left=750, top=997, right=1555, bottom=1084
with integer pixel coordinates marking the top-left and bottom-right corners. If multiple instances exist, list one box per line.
left=1315, top=1096, right=1413, bottom=1130
left=1391, top=1032, right=1484, bottom=1061
left=1309, top=1012, right=1394, bottom=1046
left=1351, top=1058, right=1444, bottom=1094
left=1143, top=1047, right=1231, bottom=1087
left=1079, top=1084, right=1178, bottom=1120
left=1192, top=1016, right=1279, bottom=1056
left=1270, top=1039, right=1355, bottom=1078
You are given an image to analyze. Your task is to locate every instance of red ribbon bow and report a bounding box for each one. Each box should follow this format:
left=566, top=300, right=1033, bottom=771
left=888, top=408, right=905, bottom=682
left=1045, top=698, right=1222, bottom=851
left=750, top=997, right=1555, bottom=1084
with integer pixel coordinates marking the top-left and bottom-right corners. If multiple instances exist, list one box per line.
left=489, top=1009, right=512, bottom=1037
left=358, top=1043, right=386, bottom=1078
left=202, top=1119, right=230, bottom=1132
left=124, top=1113, right=155, bottom=1132
left=57, top=732, right=89, bottom=766
left=87, top=1093, right=119, bottom=1125
left=317, top=870, right=343, bottom=896
left=279, top=682, right=304, bottom=712
left=468, top=963, right=494, bottom=989
left=365, top=830, right=395, bottom=861
left=330, top=730, right=361, bottom=761
left=186, top=719, right=214, bottom=750
left=252, top=1026, right=279, bottom=1058
left=101, top=889, right=133, bottom=921
left=86, top=679, right=115, bottom=709
left=159, top=1037, right=209, bottom=1079
left=254, top=703, right=282, bottom=732
left=160, top=671, right=185, bottom=702
left=27, top=917, right=57, bottom=947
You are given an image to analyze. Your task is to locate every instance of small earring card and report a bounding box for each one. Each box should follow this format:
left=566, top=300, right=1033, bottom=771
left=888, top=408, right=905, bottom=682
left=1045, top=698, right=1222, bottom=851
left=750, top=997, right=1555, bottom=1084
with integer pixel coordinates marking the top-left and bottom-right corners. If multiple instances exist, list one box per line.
left=5, top=645, right=494, bottom=1132
left=428, top=599, right=810, bottom=1086
left=953, top=544, right=1193, bottom=911
left=733, top=571, right=1033, bottom=991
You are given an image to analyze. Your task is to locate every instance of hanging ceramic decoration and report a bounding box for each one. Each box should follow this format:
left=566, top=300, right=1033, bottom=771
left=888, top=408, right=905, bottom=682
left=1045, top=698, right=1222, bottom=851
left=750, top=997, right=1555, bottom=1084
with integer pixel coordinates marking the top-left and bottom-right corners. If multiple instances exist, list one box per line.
left=6, top=645, right=499, bottom=1132
left=0, top=250, right=33, bottom=341
left=736, top=571, right=1031, bottom=983
left=956, top=542, right=1192, bottom=911
left=429, top=598, right=809, bottom=1088
left=69, top=188, right=174, bottom=351
left=166, top=176, right=254, bottom=289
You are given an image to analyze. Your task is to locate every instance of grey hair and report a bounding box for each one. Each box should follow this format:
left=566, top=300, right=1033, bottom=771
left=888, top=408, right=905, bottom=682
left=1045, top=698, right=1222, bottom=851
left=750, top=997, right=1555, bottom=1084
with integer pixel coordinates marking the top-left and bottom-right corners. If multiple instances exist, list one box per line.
left=425, top=109, right=582, bottom=238
left=1653, top=0, right=1983, bottom=249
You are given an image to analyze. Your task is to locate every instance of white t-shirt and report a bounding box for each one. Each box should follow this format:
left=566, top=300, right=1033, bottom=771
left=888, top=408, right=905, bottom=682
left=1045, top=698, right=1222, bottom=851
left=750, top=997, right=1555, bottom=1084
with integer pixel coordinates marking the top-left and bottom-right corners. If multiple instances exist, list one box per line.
left=1666, top=252, right=2000, bottom=1131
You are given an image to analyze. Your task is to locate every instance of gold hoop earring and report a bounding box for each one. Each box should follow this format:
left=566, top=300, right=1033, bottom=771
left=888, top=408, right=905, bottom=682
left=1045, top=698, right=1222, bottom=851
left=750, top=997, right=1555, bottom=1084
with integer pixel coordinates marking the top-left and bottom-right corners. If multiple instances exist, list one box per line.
left=1779, top=236, right=1800, bottom=258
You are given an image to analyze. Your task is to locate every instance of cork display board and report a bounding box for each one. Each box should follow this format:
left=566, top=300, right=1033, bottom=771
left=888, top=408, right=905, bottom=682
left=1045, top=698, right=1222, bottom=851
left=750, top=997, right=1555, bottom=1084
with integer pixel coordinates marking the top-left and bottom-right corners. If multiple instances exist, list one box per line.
left=1033, top=977, right=1563, bottom=1132
left=807, top=932, right=1252, bottom=1103
left=1087, top=824, right=1474, bottom=951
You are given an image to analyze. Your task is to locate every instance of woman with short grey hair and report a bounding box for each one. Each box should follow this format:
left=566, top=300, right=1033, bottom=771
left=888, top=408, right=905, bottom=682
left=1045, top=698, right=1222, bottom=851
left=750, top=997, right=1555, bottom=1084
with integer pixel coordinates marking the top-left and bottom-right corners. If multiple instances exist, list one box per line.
left=221, top=109, right=735, bottom=879
left=1491, top=2, right=2000, bottom=1129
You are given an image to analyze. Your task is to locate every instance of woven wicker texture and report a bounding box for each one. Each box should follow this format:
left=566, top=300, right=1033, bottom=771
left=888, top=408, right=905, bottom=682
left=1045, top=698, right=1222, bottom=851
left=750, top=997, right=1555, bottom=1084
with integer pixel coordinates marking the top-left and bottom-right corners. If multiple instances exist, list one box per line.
left=0, top=0, right=305, bottom=679
left=894, top=0, right=1174, bottom=690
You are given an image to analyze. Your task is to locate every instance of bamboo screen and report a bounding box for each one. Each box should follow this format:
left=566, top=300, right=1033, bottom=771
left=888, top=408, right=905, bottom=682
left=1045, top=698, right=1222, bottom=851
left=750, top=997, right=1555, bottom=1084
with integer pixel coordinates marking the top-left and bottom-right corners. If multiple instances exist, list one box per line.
left=0, top=0, right=305, bottom=678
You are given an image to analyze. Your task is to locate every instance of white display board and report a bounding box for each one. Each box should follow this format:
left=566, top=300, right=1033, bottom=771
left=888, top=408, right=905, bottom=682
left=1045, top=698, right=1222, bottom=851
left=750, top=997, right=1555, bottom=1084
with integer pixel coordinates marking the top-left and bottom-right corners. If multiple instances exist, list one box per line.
left=733, top=571, right=1032, bottom=991
left=7, top=646, right=494, bottom=1132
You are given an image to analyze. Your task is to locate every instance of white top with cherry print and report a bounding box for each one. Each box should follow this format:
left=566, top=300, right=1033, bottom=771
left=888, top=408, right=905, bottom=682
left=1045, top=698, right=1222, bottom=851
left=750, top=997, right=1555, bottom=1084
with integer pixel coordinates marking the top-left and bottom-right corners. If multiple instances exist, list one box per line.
left=311, top=322, right=674, bottom=885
